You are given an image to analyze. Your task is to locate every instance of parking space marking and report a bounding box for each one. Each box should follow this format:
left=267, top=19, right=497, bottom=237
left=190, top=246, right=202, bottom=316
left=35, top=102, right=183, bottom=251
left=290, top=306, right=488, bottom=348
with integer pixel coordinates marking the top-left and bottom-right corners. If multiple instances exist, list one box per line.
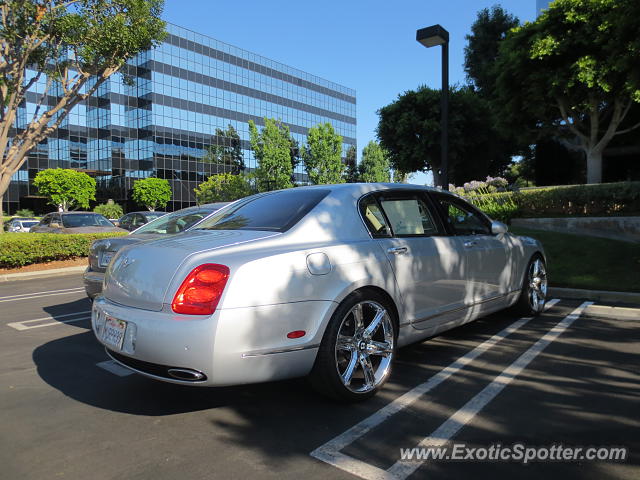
left=310, top=299, right=560, bottom=479
left=7, top=310, right=91, bottom=331
left=388, top=301, right=592, bottom=479
left=96, top=360, right=134, bottom=377
left=0, top=287, right=85, bottom=303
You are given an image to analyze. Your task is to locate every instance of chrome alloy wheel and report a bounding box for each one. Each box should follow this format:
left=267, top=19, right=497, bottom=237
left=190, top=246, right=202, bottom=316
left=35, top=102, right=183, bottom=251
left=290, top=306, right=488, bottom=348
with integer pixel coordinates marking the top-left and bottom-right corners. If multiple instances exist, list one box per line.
left=334, top=300, right=395, bottom=393
left=528, top=258, right=548, bottom=312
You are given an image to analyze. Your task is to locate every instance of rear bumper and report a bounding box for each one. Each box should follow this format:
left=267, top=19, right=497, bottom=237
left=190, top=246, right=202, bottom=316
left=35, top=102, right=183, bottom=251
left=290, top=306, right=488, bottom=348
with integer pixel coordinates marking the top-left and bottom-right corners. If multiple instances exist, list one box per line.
left=91, top=297, right=336, bottom=386
left=83, top=268, right=104, bottom=299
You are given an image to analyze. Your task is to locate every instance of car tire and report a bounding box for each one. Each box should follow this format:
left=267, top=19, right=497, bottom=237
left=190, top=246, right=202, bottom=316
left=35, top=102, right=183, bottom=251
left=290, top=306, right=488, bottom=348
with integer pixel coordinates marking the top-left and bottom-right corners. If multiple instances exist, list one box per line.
left=512, top=254, right=548, bottom=317
left=309, top=289, right=397, bottom=402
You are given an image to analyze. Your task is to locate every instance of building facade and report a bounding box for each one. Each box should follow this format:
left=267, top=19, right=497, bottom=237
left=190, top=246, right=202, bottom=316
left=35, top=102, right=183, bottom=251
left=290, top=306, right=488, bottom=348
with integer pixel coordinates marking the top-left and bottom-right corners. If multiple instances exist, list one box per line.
left=6, top=23, right=356, bottom=213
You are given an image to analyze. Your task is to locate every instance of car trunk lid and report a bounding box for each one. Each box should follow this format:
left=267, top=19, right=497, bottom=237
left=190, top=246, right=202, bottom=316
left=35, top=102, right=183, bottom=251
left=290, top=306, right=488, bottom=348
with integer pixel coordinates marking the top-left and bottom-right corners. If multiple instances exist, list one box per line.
left=102, top=230, right=278, bottom=311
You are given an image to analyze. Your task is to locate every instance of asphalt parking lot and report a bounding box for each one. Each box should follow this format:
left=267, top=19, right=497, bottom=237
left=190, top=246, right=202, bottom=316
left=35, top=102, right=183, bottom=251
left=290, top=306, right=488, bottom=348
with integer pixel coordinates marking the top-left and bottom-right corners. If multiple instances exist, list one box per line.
left=1, top=274, right=638, bottom=480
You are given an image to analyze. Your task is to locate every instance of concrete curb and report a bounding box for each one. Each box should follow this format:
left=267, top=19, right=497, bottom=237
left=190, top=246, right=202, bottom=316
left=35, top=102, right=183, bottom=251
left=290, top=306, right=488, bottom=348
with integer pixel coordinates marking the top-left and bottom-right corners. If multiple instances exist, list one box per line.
left=0, top=265, right=86, bottom=283
left=548, top=287, right=640, bottom=304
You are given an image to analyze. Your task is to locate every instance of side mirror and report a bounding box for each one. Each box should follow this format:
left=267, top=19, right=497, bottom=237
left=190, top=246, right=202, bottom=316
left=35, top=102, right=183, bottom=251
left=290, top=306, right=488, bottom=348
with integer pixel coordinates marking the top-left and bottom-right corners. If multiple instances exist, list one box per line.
left=491, top=220, right=508, bottom=235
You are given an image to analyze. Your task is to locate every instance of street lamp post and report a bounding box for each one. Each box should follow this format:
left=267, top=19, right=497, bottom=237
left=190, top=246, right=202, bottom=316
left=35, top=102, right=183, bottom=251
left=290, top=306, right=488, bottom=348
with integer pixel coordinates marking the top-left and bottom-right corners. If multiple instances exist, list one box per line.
left=416, top=24, right=449, bottom=190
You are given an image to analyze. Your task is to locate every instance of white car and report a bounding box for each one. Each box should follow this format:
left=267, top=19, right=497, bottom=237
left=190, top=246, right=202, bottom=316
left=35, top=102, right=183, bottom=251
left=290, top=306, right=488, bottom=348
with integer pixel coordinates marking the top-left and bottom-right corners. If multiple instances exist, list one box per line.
left=5, top=218, right=39, bottom=232
left=92, top=184, right=547, bottom=401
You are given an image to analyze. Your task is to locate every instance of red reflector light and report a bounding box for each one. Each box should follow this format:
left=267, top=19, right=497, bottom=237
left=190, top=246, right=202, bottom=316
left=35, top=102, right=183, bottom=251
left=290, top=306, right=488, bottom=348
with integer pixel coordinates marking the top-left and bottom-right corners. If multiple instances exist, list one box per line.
left=287, top=330, right=306, bottom=339
left=172, top=264, right=230, bottom=315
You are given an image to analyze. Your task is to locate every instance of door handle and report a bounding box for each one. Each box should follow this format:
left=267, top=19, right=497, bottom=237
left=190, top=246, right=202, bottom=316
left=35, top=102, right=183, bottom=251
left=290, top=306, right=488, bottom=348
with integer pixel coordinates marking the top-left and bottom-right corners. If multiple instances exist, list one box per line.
left=463, top=240, right=477, bottom=248
left=387, top=246, right=408, bottom=255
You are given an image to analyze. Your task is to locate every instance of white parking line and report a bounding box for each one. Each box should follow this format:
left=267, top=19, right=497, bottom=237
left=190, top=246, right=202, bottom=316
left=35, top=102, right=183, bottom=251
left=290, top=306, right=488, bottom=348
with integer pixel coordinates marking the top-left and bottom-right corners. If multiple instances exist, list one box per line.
left=7, top=310, right=91, bottom=331
left=388, top=301, right=592, bottom=479
left=310, top=299, right=561, bottom=479
left=0, top=287, right=85, bottom=303
left=96, top=360, right=134, bottom=377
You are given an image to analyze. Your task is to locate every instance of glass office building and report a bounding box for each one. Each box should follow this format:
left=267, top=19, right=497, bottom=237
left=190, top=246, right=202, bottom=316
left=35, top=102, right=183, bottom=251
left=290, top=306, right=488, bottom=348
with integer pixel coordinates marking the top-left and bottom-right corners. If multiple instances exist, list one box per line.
left=6, top=23, right=356, bottom=213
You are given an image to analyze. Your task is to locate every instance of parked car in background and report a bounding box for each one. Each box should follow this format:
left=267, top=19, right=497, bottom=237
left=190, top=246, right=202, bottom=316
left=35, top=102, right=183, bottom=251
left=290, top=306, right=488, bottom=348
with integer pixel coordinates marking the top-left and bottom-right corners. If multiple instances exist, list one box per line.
left=4, top=217, right=39, bottom=232
left=31, top=212, right=127, bottom=234
left=84, top=202, right=230, bottom=299
left=91, top=184, right=547, bottom=401
left=116, top=211, right=166, bottom=231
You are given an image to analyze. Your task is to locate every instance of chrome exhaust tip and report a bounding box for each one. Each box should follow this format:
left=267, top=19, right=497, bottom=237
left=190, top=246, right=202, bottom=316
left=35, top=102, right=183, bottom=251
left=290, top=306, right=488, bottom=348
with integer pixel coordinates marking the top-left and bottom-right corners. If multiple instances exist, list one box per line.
left=167, top=368, right=206, bottom=381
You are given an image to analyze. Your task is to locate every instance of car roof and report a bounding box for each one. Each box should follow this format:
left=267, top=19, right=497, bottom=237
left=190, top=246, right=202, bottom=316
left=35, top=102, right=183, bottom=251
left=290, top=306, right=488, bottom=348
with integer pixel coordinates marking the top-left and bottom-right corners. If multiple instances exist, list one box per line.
left=123, top=211, right=166, bottom=215
left=46, top=211, right=103, bottom=215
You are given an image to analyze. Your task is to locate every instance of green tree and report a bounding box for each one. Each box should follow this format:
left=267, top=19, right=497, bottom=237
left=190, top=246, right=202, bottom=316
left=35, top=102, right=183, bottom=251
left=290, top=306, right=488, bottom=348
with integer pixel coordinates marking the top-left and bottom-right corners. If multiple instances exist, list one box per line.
left=93, top=200, right=124, bottom=219
left=302, top=122, right=344, bottom=185
left=131, top=177, right=171, bottom=211
left=464, top=6, right=520, bottom=96
left=495, top=0, right=640, bottom=183
left=377, top=86, right=512, bottom=186
left=248, top=118, right=293, bottom=191
left=33, top=168, right=96, bottom=211
left=359, top=141, right=390, bottom=183
left=343, top=144, right=359, bottom=182
left=203, top=124, right=245, bottom=173
left=194, top=173, right=253, bottom=204
left=0, top=0, right=166, bottom=231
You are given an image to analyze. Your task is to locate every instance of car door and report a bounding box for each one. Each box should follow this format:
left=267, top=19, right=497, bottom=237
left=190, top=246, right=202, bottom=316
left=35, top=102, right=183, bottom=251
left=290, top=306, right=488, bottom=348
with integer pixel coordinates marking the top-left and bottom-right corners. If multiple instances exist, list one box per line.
left=430, top=192, right=509, bottom=304
left=360, top=191, right=468, bottom=326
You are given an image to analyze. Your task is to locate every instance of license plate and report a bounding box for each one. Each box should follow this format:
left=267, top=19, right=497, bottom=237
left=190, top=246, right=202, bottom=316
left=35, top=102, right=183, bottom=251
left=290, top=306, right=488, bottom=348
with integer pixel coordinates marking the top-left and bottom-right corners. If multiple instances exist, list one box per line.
left=99, top=251, right=115, bottom=268
left=103, top=316, right=127, bottom=350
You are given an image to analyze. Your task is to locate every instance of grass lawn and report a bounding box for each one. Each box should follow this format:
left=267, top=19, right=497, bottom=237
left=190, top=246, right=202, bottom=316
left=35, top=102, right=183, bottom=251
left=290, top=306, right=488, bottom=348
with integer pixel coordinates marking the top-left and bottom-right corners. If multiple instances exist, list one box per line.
left=510, top=226, right=640, bottom=293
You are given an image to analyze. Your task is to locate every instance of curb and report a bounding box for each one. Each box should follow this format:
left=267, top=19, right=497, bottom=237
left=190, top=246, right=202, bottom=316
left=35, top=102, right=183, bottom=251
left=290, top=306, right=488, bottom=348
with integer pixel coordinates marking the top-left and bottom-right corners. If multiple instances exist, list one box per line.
left=548, top=287, right=640, bottom=304
left=0, top=265, right=86, bottom=283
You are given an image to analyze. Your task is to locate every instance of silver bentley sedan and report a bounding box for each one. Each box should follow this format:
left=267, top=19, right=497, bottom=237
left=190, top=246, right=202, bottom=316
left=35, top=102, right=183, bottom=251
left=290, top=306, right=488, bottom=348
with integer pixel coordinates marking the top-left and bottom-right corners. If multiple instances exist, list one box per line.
left=91, top=183, right=547, bottom=402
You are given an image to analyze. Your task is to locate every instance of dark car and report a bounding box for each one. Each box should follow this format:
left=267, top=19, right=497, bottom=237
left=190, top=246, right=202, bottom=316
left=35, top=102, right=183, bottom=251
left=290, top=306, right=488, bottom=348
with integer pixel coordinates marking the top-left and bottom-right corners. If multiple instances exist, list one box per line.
left=30, top=212, right=127, bottom=234
left=116, top=211, right=166, bottom=231
left=83, top=202, right=231, bottom=298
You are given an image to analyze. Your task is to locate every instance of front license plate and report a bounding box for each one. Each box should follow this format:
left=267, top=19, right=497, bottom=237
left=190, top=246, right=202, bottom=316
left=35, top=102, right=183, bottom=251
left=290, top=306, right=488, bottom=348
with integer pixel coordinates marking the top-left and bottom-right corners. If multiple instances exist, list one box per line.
left=99, top=251, right=115, bottom=268
left=103, top=316, right=127, bottom=350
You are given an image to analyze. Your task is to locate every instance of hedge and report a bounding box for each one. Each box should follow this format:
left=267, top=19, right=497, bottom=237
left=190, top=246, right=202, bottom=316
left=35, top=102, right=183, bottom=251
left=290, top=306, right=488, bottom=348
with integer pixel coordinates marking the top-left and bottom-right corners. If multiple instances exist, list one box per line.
left=0, top=232, right=128, bottom=268
left=467, top=181, right=640, bottom=222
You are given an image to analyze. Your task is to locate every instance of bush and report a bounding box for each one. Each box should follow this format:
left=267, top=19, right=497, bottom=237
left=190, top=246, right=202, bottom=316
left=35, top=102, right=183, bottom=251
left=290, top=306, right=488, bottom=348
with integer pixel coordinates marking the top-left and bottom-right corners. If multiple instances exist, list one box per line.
left=465, top=181, right=640, bottom=221
left=0, top=232, right=127, bottom=268
left=194, top=173, right=253, bottom=204
left=94, top=201, right=124, bottom=219
left=466, top=188, right=520, bottom=223
left=15, top=209, right=35, bottom=217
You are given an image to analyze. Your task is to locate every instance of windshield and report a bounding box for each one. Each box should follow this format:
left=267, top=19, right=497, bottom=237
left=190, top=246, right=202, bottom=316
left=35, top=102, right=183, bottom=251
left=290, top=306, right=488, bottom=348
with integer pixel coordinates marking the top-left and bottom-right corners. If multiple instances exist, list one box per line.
left=195, top=189, right=330, bottom=233
left=134, top=207, right=218, bottom=234
left=61, top=214, right=113, bottom=228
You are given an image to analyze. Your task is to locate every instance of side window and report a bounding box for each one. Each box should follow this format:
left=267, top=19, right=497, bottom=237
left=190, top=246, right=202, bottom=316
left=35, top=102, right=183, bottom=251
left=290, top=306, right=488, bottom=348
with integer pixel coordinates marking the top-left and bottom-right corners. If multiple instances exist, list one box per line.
left=40, top=215, right=51, bottom=226
left=434, top=195, right=490, bottom=236
left=132, top=214, right=146, bottom=227
left=379, top=196, right=441, bottom=236
left=359, top=195, right=391, bottom=237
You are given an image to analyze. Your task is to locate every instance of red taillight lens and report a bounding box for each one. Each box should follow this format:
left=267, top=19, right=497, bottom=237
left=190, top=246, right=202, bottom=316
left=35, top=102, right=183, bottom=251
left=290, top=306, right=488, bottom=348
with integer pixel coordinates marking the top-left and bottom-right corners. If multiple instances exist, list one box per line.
left=172, top=264, right=230, bottom=315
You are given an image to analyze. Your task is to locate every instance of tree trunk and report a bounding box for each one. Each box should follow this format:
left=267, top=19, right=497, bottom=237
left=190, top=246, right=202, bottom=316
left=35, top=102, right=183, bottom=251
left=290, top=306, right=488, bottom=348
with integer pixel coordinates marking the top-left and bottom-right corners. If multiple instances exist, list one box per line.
left=431, top=168, right=442, bottom=188
left=0, top=193, right=4, bottom=234
left=586, top=148, right=603, bottom=184
left=0, top=173, right=12, bottom=234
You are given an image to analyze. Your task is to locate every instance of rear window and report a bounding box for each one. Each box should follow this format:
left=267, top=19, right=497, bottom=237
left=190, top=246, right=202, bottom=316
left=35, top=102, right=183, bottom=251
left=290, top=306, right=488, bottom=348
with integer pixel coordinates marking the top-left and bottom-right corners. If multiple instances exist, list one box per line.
left=135, top=208, right=217, bottom=234
left=195, top=189, right=330, bottom=233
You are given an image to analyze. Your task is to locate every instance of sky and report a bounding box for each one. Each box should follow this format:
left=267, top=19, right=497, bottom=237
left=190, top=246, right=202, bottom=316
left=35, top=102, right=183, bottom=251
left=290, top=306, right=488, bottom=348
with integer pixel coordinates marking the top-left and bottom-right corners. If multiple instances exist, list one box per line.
left=163, top=0, right=539, bottom=185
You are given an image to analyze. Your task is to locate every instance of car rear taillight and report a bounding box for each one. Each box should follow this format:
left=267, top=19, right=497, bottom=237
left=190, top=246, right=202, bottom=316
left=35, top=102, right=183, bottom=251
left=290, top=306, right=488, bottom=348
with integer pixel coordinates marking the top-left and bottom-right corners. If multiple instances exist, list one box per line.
left=171, top=264, right=230, bottom=315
